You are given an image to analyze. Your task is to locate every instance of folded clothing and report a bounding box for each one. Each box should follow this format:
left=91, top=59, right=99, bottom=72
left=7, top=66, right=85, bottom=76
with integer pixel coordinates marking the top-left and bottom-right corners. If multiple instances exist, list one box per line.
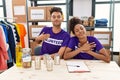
left=95, top=23, right=107, bottom=27
left=96, top=18, right=108, bottom=23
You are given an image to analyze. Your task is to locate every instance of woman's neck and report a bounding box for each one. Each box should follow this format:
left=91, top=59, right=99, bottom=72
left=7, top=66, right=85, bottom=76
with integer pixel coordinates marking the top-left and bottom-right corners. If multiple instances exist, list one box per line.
left=79, top=36, right=87, bottom=45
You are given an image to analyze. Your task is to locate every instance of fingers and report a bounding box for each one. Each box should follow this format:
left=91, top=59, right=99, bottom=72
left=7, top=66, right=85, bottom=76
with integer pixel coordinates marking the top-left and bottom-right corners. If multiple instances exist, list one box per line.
left=42, top=33, right=50, bottom=40
left=90, top=42, right=95, bottom=45
left=78, top=43, right=81, bottom=48
left=46, top=34, right=50, bottom=38
left=89, top=42, right=96, bottom=46
left=89, top=42, right=96, bottom=50
left=78, top=42, right=96, bottom=52
left=37, top=32, right=50, bottom=41
left=41, top=32, right=45, bottom=35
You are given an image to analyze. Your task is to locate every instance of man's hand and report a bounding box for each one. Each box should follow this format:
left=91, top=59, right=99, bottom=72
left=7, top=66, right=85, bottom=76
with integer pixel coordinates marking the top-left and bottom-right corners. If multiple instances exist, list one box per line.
left=39, top=32, right=50, bottom=40
left=36, top=32, right=50, bottom=41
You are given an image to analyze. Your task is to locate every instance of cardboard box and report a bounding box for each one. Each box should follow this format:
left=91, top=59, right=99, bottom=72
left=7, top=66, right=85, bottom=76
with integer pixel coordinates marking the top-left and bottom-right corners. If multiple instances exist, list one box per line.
left=12, top=0, right=26, bottom=5
left=28, top=7, right=47, bottom=21
left=12, top=0, right=26, bottom=23
left=29, top=25, right=45, bottom=39
left=30, top=40, right=42, bottom=55
left=46, top=6, right=53, bottom=21
left=30, top=41, right=37, bottom=55
left=106, top=49, right=111, bottom=55
left=70, top=30, right=94, bottom=37
left=86, top=31, right=94, bottom=36
left=93, top=31, right=112, bottom=47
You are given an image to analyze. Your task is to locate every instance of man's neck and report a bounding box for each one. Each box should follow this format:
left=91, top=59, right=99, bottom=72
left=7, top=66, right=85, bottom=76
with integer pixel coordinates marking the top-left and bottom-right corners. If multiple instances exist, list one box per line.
left=52, top=26, right=61, bottom=34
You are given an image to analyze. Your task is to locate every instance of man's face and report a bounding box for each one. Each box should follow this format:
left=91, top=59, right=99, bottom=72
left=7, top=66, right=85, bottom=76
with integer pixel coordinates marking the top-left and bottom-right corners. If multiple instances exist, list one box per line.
left=51, top=12, right=63, bottom=27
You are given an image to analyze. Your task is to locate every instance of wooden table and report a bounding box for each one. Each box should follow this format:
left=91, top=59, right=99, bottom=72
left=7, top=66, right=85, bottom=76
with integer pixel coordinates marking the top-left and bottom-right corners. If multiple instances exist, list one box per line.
left=0, top=59, right=120, bottom=80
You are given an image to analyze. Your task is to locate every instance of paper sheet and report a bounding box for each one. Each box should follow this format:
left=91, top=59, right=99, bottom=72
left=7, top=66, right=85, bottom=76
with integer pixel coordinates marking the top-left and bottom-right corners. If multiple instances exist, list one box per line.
left=14, top=6, right=25, bottom=15
left=30, top=9, right=44, bottom=20
left=66, top=61, right=90, bottom=73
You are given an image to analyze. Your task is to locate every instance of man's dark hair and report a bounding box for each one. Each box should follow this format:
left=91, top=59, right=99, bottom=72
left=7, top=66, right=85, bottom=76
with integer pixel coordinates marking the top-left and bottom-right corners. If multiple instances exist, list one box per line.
left=69, top=17, right=82, bottom=34
left=50, top=7, right=63, bottom=15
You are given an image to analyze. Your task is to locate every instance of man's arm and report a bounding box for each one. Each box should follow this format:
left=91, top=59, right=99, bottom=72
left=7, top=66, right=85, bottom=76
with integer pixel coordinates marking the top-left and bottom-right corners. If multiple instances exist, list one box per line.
left=35, top=32, right=50, bottom=43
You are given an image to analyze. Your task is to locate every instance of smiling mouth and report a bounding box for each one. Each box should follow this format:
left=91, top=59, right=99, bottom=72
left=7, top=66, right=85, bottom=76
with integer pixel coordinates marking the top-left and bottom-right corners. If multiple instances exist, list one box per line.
left=79, top=33, right=83, bottom=35
left=78, top=33, right=84, bottom=37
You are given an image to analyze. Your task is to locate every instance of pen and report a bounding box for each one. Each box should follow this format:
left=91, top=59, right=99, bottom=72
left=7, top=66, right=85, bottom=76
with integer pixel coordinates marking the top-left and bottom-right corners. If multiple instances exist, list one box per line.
left=67, top=65, right=80, bottom=67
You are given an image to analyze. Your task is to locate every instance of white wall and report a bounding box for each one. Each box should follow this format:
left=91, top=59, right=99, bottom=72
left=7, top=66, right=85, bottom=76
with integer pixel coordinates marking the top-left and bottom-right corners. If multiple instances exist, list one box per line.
left=73, top=0, right=92, bottom=18
left=5, top=0, right=13, bottom=22
left=6, top=0, right=29, bottom=48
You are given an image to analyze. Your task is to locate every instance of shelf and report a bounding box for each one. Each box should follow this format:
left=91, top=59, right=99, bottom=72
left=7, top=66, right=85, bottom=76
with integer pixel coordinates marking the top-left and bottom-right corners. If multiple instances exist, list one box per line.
left=28, top=20, right=67, bottom=22
left=37, top=3, right=67, bottom=6
left=29, top=0, right=65, bottom=1
left=30, top=0, right=68, bottom=6
left=26, top=0, right=70, bottom=53
left=85, top=27, right=94, bottom=31
left=0, top=5, right=3, bottom=7
left=95, top=26, right=113, bottom=28
left=104, top=46, right=113, bottom=49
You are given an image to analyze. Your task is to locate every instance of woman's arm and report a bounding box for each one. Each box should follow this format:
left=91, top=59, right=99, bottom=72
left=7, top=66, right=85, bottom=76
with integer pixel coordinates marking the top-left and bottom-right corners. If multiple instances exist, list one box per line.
left=64, top=42, right=93, bottom=60
left=86, top=48, right=110, bottom=63
left=64, top=47, right=83, bottom=60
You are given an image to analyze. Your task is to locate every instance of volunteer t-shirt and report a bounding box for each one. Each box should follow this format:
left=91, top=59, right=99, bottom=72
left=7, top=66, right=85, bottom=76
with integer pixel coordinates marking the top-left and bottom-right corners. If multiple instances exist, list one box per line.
left=67, top=36, right=103, bottom=60
left=40, top=27, right=70, bottom=55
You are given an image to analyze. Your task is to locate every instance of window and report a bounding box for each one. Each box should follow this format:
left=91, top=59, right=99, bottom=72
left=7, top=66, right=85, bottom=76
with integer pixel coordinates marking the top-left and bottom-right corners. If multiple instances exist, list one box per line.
left=95, top=4, right=110, bottom=26
left=0, top=8, right=4, bottom=18
left=0, top=0, right=3, bottom=5
left=94, top=0, right=120, bottom=52
left=113, top=3, right=120, bottom=52
left=0, top=0, right=5, bottom=20
left=96, top=0, right=111, bottom=2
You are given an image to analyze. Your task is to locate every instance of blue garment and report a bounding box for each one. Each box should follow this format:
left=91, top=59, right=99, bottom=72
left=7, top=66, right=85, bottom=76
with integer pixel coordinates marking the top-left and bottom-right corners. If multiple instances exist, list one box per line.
left=95, top=23, right=107, bottom=27
left=0, top=24, right=13, bottom=63
left=0, top=24, right=8, bottom=42
left=7, top=25, right=16, bottom=63
left=96, top=18, right=108, bottom=23
left=7, top=48, right=13, bottom=63
left=67, top=36, right=103, bottom=60
left=39, top=26, right=70, bottom=55
left=6, top=22, right=20, bottom=43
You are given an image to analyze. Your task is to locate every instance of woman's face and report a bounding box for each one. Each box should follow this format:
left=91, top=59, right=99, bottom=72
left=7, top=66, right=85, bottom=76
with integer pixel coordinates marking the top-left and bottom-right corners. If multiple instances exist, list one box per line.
left=74, top=24, right=86, bottom=39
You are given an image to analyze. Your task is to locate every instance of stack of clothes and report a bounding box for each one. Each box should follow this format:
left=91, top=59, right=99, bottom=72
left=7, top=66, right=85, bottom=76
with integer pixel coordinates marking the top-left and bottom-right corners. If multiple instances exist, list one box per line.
left=95, top=18, right=108, bottom=27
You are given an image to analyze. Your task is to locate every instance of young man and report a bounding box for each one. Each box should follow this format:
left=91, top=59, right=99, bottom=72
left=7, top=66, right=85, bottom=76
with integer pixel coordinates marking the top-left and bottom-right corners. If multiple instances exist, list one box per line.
left=35, top=7, right=70, bottom=58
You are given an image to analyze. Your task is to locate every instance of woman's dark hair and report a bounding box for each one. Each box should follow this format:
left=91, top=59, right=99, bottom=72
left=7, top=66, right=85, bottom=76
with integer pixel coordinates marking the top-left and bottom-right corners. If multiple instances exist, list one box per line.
left=50, top=7, right=63, bottom=15
left=69, top=17, right=82, bottom=34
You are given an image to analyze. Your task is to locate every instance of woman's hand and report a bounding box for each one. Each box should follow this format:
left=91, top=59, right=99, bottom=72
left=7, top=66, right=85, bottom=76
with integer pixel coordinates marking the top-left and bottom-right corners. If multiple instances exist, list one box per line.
left=80, top=42, right=96, bottom=52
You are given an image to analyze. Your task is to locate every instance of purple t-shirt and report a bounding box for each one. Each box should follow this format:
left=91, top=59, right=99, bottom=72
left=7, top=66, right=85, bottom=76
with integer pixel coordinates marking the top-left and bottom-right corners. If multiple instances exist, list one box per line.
left=39, top=27, right=70, bottom=55
left=67, top=36, right=103, bottom=60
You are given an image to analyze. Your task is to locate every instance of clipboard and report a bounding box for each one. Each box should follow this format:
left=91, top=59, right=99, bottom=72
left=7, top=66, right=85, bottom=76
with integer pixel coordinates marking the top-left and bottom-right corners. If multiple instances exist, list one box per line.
left=66, top=61, right=90, bottom=73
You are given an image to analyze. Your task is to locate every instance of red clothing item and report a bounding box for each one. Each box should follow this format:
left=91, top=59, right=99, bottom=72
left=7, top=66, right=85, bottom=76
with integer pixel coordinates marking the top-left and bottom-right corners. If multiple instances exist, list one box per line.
left=0, top=28, right=9, bottom=70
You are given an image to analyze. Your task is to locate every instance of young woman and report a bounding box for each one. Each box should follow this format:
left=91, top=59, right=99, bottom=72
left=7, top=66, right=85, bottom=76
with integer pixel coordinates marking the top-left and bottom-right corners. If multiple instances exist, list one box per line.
left=64, top=17, right=110, bottom=63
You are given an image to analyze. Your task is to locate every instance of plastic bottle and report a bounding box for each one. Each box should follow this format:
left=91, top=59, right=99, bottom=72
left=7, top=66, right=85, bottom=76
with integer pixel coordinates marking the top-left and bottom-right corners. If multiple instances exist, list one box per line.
left=15, top=43, right=22, bottom=67
left=22, top=48, right=32, bottom=68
